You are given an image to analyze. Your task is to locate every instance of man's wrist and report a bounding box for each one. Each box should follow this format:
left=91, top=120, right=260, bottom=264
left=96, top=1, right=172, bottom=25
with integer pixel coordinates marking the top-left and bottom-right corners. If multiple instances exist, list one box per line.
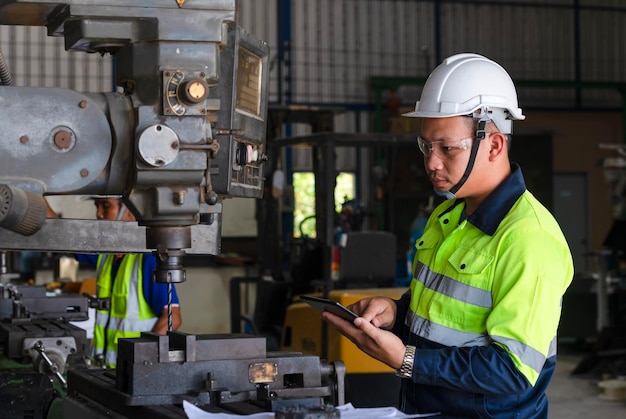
left=395, top=345, right=416, bottom=379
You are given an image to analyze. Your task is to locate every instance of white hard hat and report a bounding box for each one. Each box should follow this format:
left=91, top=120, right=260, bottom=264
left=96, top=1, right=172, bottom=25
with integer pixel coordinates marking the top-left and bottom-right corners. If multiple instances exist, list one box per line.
left=79, top=195, right=123, bottom=201
left=403, top=53, right=525, bottom=134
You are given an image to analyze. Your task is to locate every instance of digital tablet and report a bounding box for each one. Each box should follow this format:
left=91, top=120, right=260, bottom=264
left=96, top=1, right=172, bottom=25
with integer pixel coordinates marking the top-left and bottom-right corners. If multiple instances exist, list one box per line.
left=299, top=295, right=358, bottom=322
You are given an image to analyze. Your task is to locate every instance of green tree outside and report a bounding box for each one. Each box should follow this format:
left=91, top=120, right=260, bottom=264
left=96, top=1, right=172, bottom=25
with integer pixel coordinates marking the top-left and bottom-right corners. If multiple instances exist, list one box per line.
left=293, top=172, right=355, bottom=238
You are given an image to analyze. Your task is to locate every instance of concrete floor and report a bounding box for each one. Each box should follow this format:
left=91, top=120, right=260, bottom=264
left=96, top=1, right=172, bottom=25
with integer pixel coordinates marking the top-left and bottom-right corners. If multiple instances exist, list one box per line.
left=548, top=353, right=626, bottom=418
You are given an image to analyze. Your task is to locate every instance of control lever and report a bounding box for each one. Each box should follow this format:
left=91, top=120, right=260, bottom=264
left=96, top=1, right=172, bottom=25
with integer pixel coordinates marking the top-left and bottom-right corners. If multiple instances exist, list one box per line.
left=33, top=341, right=67, bottom=390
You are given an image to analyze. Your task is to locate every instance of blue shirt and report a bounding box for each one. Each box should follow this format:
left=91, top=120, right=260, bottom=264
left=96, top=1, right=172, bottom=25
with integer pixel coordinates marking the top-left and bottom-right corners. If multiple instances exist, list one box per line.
left=75, top=253, right=180, bottom=316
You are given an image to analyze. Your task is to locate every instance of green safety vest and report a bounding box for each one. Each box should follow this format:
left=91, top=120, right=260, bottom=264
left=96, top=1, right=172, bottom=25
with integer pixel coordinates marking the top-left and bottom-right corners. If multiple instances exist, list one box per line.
left=409, top=192, right=574, bottom=386
left=93, top=254, right=158, bottom=367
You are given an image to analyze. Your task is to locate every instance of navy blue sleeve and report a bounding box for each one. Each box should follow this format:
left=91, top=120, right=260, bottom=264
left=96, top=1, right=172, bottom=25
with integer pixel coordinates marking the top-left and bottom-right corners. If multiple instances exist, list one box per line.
left=391, top=290, right=411, bottom=337
left=412, top=342, right=532, bottom=395
left=141, top=254, right=180, bottom=317
left=75, top=254, right=98, bottom=266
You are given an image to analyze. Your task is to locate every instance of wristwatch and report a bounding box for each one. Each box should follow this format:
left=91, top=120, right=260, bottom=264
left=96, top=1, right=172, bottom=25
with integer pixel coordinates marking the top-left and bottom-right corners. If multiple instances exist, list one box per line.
left=395, top=345, right=416, bottom=378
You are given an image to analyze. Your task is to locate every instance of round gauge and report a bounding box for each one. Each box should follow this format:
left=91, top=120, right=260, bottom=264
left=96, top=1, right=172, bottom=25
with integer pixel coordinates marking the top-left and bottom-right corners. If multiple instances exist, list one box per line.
left=137, top=124, right=180, bottom=167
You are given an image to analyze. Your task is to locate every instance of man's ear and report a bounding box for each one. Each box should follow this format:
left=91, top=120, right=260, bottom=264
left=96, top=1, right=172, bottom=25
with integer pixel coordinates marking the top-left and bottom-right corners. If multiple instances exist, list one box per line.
left=488, top=132, right=507, bottom=161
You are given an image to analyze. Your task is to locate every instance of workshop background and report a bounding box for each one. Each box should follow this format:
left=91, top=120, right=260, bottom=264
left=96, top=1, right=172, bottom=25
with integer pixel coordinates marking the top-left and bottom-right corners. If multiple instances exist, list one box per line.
left=2, top=0, right=626, bottom=416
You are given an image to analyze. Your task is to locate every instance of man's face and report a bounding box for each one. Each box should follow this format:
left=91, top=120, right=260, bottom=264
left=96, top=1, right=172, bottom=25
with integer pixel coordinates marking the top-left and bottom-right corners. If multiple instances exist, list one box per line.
left=418, top=116, right=483, bottom=198
left=94, top=198, right=122, bottom=220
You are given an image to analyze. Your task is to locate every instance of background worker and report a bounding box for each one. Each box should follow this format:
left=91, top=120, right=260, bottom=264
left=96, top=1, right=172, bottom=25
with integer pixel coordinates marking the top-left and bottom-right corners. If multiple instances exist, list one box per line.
left=46, top=196, right=182, bottom=368
left=322, top=53, right=574, bottom=417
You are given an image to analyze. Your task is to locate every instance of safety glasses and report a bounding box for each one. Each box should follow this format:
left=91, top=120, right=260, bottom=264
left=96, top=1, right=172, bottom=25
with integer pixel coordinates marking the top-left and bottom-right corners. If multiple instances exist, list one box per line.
left=416, top=136, right=472, bottom=158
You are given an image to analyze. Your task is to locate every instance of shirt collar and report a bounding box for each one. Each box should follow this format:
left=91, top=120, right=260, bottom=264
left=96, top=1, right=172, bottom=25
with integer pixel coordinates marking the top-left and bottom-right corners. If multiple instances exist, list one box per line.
left=440, top=163, right=527, bottom=236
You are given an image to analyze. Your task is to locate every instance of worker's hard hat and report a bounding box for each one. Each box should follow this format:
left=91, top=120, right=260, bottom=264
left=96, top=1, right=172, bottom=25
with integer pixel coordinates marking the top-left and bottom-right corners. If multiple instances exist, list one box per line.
left=403, top=53, right=525, bottom=134
left=79, top=195, right=122, bottom=201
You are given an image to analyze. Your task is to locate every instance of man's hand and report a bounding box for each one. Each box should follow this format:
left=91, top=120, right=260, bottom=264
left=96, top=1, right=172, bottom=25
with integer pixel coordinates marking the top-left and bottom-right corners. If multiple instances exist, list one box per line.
left=347, top=296, right=398, bottom=329
left=152, top=305, right=182, bottom=334
left=322, top=308, right=405, bottom=370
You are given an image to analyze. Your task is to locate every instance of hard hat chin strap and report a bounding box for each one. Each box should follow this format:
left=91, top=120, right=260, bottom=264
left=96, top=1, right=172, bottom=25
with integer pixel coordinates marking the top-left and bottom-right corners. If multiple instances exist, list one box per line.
left=434, top=188, right=456, bottom=200
left=116, top=202, right=128, bottom=221
left=437, top=118, right=489, bottom=200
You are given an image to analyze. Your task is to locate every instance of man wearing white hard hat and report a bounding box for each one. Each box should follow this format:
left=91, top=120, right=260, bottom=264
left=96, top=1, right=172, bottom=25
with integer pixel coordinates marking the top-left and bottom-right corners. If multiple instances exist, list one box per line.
left=322, top=53, right=573, bottom=417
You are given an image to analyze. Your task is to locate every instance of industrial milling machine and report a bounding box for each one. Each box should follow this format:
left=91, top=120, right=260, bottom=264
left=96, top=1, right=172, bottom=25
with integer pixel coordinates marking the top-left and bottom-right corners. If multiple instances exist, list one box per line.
left=0, top=1, right=346, bottom=417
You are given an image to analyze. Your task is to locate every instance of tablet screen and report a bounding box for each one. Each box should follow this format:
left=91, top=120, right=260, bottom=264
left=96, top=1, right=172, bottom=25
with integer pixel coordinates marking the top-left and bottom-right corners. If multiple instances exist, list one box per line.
left=300, top=295, right=358, bottom=322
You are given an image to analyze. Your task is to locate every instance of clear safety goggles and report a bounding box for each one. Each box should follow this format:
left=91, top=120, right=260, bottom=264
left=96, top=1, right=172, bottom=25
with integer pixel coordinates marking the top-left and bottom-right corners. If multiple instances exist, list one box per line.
left=416, top=136, right=472, bottom=158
